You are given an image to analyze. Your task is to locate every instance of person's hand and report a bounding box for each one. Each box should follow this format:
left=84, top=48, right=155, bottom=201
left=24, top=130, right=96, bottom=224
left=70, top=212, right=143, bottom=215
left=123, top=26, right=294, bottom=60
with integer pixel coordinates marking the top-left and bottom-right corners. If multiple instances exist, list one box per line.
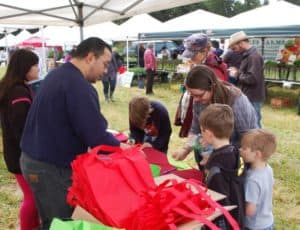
left=141, top=142, right=152, bottom=149
left=200, top=138, right=209, bottom=148
left=172, top=147, right=191, bottom=161
left=120, top=142, right=131, bottom=150
left=127, top=138, right=135, bottom=145
left=199, top=152, right=210, bottom=166
left=228, top=67, right=238, bottom=78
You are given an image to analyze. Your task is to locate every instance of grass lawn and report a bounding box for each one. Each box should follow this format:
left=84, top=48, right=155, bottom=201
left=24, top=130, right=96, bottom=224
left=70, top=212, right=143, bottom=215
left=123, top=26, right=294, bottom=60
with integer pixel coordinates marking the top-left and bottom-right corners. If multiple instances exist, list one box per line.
left=0, top=67, right=299, bottom=229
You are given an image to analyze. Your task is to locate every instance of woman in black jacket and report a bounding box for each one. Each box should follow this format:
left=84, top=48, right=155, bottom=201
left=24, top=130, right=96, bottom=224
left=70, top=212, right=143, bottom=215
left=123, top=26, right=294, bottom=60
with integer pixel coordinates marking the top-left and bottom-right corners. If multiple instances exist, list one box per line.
left=0, top=49, right=40, bottom=230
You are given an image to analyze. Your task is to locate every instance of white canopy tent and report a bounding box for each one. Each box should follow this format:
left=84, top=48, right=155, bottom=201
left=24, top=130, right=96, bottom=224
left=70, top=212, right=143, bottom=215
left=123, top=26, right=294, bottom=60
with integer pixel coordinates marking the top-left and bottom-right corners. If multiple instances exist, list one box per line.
left=83, top=22, right=120, bottom=41
left=117, top=13, right=165, bottom=68
left=118, top=14, right=164, bottom=40
left=0, top=0, right=201, bottom=73
left=0, top=33, right=16, bottom=47
left=162, top=9, right=230, bottom=32
left=225, top=0, right=300, bottom=28
left=0, top=0, right=200, bottom=40
left=14, top=29, right=33, bottom=45
left=33, top=26, right=80, bottom=47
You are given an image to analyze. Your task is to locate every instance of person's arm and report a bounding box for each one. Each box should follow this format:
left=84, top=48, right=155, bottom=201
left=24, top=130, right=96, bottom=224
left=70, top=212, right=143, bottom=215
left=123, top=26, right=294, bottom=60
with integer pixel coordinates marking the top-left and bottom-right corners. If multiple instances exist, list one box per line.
left=172, top=102, right=205, bottom=160
left=66, top=81, right=120, bottom=147
left=245, top=202, right=257, bottom=217
left=151, top=106, right=172, bottom=152
left=190, top=102, right=206, bottom=134
left=238, top=53, right=263, bottom=86
left=232, top=94, right=258, bottom=145
left=129, top=121, right=144, bottom=144
left=245, top=179, right=260, bottom=217
left=9, top=86, right=32, bottom=142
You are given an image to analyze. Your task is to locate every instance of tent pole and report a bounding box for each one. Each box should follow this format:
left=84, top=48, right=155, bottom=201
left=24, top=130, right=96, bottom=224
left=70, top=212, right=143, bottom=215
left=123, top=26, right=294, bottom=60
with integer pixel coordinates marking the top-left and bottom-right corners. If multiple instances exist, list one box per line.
left=261, top=37, right=265, bottom=60
left=126, top=37, right=129, bottom=69
left=78, top=2, right=84, bottom=41
left=80, top=26, right=84, bottom=41
left=40, top=26, right=47, bottom=77
left=4, top=29, right=8, bottom=64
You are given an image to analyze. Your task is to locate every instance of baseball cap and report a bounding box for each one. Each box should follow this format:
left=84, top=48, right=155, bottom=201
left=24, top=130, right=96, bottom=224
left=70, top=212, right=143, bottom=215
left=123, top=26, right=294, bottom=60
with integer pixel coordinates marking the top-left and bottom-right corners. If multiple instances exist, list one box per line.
left=182, top=33, right=209, bottom=58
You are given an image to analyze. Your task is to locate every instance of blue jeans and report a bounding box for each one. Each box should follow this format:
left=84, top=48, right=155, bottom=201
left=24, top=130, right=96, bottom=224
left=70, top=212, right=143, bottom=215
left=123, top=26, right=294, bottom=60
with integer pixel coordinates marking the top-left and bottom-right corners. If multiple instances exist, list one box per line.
left=20, top=153, right=73, bottom=230
left=102, top=78, right=116, bottom=99
left=251, top=102, right=262, bottom=128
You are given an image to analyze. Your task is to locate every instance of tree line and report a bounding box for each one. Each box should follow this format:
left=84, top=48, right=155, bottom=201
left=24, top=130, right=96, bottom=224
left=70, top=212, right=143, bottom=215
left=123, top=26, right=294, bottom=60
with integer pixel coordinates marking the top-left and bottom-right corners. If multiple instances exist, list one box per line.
left=150, top=0, right=300, bottom=22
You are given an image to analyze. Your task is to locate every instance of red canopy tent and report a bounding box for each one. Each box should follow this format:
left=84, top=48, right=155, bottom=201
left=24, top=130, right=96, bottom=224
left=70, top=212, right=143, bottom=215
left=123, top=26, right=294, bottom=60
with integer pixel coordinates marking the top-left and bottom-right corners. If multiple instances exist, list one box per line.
left=18, top=36, right=62, bottom=51
left=18, top=36, right=48, bottom=47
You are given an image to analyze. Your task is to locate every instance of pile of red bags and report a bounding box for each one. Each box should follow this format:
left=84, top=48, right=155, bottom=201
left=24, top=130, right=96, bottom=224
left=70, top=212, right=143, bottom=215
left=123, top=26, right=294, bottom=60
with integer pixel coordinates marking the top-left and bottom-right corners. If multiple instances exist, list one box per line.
left=67, top=145, right=240, bottom=230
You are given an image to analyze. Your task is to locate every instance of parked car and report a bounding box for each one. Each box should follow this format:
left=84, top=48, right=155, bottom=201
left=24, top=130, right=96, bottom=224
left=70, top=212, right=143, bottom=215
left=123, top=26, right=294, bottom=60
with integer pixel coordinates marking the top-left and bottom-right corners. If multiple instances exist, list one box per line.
left=124, top=40, right=178, bottom=57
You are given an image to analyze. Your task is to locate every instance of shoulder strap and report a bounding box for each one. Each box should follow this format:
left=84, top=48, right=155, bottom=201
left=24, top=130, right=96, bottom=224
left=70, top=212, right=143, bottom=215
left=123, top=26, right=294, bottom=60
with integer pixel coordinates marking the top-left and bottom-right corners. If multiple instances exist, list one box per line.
left=206, top=166, right=221, bottom=185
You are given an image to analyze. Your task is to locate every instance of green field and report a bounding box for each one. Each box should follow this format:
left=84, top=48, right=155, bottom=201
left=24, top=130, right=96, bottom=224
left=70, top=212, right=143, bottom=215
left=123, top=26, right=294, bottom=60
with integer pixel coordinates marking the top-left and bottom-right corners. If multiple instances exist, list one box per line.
left=0, top=67, right=299, bottom=229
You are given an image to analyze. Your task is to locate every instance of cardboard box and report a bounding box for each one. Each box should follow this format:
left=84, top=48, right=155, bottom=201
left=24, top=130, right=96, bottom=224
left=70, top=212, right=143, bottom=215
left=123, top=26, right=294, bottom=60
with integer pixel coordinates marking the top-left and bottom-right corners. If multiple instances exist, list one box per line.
left=72, top=174, right=236, bottom=229
left=154, top=174, right=226, bottom=201
left=271, top=97, right=294, bottom=108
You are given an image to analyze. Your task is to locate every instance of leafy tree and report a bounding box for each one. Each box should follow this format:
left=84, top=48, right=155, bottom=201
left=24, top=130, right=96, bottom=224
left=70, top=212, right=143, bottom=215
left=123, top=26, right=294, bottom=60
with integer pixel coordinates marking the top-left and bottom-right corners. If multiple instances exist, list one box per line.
left=149, top=0, right=262, bottom=21
left=285, top=0, right=300, bottom=5
left=118, top=0, right=300, bottom=24
left=233, top=0, right=261, bottom=15
left=201, top=0, right=236, bottom=17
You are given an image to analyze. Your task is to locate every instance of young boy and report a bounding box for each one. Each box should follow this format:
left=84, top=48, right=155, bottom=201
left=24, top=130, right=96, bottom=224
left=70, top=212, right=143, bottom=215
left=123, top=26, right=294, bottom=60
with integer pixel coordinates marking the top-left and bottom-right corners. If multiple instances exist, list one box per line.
left=200, top=103, right=245, bottom=229
left=240, top=129, right=276, bottom=230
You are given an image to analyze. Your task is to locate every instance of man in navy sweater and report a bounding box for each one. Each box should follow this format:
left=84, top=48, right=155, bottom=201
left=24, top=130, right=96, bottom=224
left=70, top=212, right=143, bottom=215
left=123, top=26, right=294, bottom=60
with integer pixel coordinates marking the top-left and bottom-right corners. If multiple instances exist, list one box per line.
left=20, top=37, right=130, bottom=229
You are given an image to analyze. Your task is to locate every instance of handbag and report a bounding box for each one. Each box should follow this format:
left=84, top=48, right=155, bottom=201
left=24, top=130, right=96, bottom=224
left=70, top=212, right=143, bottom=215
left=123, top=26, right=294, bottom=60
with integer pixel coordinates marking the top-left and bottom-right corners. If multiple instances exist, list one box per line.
left=127, top=179, right=240, bottom=230
left=67, top=145, right=156, bottom=228
left=174, top=90, right=194, bottom=137
left=174, top=93, right=183, bottom=126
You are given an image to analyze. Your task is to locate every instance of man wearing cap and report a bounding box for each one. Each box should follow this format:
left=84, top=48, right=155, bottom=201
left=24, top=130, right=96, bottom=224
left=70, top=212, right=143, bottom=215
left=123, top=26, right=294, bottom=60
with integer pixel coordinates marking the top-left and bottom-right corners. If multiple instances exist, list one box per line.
left=228, top=31, right=265, bottom=128
left=144, top=43, right=157, bottom=94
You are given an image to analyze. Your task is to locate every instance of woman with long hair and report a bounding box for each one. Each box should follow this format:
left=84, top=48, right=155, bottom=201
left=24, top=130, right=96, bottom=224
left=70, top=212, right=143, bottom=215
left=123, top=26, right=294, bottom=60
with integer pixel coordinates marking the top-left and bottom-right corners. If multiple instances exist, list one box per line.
left=0, top=49, right=40, bottom=230
left=172, top=65, right=258, bottom=165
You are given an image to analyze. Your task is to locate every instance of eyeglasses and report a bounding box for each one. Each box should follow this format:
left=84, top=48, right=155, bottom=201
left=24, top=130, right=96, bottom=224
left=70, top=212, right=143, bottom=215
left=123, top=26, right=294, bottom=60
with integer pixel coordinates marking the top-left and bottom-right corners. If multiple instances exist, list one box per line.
left=190, top=90, right=207, bottom=99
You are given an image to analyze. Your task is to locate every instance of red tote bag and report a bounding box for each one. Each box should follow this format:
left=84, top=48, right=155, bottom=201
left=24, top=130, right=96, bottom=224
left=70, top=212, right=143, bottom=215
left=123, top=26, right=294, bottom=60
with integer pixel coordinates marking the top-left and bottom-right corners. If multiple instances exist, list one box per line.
left=67, top=145, right=156, bottom=228
left=127, top=179, right=240, bottom=230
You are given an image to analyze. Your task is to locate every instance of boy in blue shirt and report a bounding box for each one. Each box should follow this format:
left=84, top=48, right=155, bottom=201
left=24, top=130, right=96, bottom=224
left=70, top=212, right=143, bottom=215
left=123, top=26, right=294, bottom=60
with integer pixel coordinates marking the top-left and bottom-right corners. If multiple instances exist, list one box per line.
left=240, top=129, right=277, bottom=230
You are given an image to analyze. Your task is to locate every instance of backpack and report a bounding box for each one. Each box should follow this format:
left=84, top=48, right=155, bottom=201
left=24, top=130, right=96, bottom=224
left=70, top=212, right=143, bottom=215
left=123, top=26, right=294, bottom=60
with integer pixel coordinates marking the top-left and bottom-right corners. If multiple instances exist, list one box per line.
left=206, top=155, right=246, bottom=229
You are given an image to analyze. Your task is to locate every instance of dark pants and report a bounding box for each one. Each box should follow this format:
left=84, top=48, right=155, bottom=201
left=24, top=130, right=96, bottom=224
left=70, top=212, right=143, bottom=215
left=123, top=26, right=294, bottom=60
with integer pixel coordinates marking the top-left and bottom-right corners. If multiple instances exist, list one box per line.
left=251, top=101, right=262, bottom=128
left=20, top=153, right=73, bottom=230
left=102, top=78, right=116, bottom=99
left=146, top=69, right=155, bottom=94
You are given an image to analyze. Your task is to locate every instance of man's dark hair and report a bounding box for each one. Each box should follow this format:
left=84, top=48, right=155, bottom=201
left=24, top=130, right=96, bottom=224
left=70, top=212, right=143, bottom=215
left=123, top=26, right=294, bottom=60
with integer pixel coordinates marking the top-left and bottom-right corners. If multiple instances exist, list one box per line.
left=73, top=37, right=112, bottom=59
left=211, top=40, right=220, bottom=49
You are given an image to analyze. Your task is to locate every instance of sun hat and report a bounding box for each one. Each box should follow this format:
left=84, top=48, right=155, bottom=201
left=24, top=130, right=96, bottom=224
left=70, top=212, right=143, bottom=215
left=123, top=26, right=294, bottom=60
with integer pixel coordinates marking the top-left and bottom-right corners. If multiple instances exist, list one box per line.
left=228, top=31, right=251, bottom=48
left=182, top=33, right=209, bottom=58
